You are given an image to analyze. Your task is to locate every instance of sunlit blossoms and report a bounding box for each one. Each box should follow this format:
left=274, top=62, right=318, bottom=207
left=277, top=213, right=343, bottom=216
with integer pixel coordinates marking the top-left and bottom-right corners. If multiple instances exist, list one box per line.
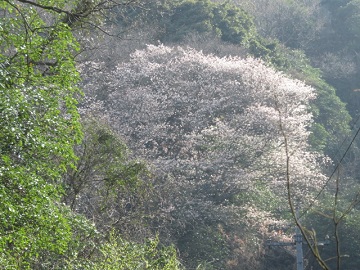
left=80, top=44, right=327, bottom=233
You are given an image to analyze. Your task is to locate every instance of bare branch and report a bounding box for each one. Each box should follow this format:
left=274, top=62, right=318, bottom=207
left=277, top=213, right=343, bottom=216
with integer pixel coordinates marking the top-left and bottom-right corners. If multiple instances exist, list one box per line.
left=13, top=0, right=74, bottom=15
left=275, top=96, right=331, bottom=270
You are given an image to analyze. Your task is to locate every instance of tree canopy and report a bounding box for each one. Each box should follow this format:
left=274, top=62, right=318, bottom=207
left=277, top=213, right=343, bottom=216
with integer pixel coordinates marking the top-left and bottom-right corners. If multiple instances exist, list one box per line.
left=0, top=1, right=82, bottom=266
left=80, top=44, right=328, bottom=268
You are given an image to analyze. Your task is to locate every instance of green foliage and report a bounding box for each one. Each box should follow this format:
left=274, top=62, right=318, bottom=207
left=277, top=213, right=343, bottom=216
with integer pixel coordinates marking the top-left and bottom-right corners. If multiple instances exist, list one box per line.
left=338, top=0, right=360, bottom=41
left=308, top=123, right=330, bottom=152
left=178, top=225, right=229, bottom=270
left=115, top=0, right=258, bottom=47
left=213, top=2, right=256, bottom=45
left=236, top=181, right=284, bottom=215
left=166, top=0, right=215, bottom=42
left=162, top=0, right=256, bottom=46
left=68, top=116, right=147, bottom=191
left=339, top=208, right=360, bottom=269
left=22, top=209, right=100, bottom=269
left=62, top=116, right=150, bottom=237
left=164, top=0, right=257, bottom=46
left=323, top=0, right=360, bottom=51
left=303, top=194, right=360, bottom=270
left=92, top=232, right=182, bottom=270
left=264, top=45, right=352, bottom=156
left=0, top=1, right=82, bottom=267
left=316, top=0, right=360, bottom=121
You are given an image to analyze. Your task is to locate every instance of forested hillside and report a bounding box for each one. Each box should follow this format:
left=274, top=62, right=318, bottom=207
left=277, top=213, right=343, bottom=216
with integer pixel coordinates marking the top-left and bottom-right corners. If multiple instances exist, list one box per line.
left=1, top=0, right=360, bottom=269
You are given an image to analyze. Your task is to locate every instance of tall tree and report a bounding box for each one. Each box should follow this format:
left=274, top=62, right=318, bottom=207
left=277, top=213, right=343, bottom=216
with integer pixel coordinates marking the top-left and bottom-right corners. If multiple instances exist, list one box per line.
left=0, top=0, right=139, bottom=267
left=81, top=45, right=327, bottom=268
left=0, top=1, right=82, bottom=267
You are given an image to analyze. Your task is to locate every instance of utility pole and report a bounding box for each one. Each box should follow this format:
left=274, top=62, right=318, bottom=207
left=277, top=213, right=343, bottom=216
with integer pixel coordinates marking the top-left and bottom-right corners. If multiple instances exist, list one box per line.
left=266, top=223, right=304, bottom=270
left=295, top=214, right=304, bottom=270
left=266, top=208, right=329, bottom=270
left=266, top=208, right=304, bottom=270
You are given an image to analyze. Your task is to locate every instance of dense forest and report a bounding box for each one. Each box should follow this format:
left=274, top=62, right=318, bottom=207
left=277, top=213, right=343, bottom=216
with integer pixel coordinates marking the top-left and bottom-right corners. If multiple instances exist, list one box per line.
left=2, top=0, right=360, bottom=269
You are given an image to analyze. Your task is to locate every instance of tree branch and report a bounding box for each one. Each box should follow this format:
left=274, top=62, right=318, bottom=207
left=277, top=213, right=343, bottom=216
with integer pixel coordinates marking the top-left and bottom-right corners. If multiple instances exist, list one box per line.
left=13, top=0, right=74, bottom=15
left=274, top=96, right=331, bottom=270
